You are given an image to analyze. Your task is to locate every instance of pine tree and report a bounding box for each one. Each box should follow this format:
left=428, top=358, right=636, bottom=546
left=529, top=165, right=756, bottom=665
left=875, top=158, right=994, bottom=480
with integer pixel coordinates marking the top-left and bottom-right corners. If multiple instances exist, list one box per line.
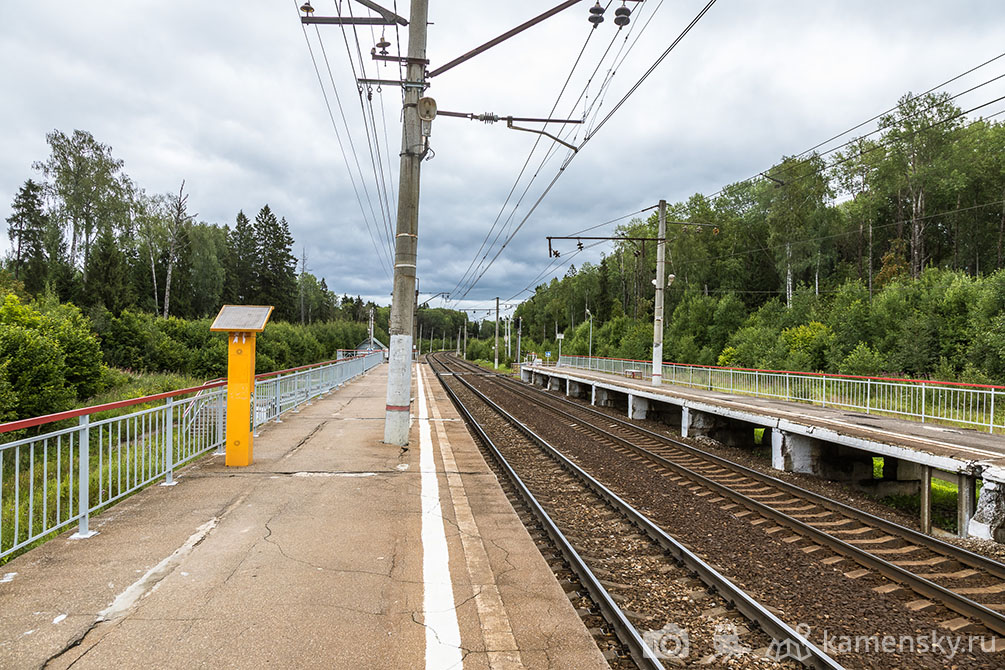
left=84, top=223, right=131, bottom=313
left=252, top=205, right=296, bottom=319
left=227, top=210, right=257, bottom=303
left=5, top=179, right=48, bottom=293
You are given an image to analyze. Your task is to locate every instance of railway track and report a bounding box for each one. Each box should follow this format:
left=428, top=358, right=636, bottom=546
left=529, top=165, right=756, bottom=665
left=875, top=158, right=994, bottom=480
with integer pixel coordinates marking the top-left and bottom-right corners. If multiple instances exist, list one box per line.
left=446, top=354, right=1005, bottom=649
left=430, top=353, right=840, bottom=669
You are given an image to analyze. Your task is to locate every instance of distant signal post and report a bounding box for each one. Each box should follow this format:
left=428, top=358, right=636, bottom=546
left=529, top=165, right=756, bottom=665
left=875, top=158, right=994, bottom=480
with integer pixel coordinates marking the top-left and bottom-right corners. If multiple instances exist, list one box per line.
left=210, top=305, right=274, bottom=466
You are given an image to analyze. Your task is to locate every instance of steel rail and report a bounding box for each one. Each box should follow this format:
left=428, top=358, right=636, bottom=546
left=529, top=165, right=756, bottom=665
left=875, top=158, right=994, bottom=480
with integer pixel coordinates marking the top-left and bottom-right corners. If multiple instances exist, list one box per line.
left=432, top=353, right=842, bottom=670
left=478, top=366, right=1005, bottom=637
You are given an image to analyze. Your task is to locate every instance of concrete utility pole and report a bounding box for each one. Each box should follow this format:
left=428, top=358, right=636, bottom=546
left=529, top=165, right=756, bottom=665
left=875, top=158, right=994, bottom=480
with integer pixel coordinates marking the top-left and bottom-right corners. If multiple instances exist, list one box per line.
left=384, top=0, right=430, bottom=445
left=506, top=316, right=511, bottom=358
left=652, top=199, right=667, bottom=387
left=463, top=314, right=468, bottom=359
left=494, top=297, right=500, bottom=369
left=516, top=317, right=522, bottom=366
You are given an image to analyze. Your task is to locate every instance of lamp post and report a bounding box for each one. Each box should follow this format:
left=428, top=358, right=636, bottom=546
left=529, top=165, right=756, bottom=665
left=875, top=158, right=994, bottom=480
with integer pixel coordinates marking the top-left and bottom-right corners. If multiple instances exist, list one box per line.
left=586, top=308, right=593, bottom=368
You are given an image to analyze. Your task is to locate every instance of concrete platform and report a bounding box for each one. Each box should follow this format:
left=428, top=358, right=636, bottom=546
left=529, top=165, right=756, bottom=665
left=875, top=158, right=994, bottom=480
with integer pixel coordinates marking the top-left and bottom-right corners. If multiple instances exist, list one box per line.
left=527, top=364, right=1005, bottom=473
left=526, top=363, right=1005, bottom=540
left=0, top=364, right=607, bottom=669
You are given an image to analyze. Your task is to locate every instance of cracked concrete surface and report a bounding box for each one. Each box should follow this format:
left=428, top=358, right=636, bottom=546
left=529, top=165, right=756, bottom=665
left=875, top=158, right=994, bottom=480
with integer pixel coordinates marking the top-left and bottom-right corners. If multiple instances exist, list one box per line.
left=1, top=366, right=606, bottom=669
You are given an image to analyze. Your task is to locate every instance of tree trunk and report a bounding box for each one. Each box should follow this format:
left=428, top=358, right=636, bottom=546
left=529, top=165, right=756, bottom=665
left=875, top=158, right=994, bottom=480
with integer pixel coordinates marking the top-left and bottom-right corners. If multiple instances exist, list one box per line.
left=162, top=181, right=191, bottom=319
left=868, top=220, right=873, bottom=299
left=149, top=247, right=159, bottom=313
left=785, top=242, right=793, bottom=308
left=998, top=191, right=1005, bottom=270
left=163, top=258, right=174, bottom=319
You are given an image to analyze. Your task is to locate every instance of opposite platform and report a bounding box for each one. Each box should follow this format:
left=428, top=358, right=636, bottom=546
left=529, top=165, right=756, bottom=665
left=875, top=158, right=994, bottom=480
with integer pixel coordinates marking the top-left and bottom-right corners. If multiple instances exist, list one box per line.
left=0, top=363, right=607, bottom=669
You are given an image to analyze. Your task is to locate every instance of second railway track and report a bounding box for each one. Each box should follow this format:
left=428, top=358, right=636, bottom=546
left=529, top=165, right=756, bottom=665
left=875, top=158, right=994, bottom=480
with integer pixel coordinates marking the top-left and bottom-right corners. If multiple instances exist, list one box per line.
left=435, top=353, right=1005, bottom=669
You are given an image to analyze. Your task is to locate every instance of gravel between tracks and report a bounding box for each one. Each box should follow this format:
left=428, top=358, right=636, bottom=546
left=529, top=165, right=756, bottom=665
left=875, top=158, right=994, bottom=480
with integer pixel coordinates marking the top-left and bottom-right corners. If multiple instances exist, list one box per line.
left=467, top=371, right=1003, bottom=670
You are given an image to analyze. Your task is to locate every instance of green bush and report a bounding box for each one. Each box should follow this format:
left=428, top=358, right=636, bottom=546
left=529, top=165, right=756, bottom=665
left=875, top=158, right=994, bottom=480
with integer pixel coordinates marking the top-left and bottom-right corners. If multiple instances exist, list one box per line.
left=0, top=323, right=74, bottom=419
left=839, top=342, right=888, bottom=376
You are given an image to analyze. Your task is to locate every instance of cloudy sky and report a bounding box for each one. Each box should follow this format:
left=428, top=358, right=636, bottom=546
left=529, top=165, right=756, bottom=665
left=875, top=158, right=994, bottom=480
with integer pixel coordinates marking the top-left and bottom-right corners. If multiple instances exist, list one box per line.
left=2, top=1, right=1004, bottom=319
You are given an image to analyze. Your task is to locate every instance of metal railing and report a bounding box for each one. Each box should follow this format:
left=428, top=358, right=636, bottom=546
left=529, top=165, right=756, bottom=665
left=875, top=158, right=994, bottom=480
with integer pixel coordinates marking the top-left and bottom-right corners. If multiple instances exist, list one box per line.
left=0, top=352, right=384, bottom=560
left=555, top=355, right=1005, bottom=435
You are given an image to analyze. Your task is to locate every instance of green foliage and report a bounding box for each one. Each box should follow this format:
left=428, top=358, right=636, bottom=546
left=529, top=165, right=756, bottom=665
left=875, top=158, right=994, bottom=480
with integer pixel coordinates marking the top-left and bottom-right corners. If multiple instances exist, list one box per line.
left=0, top=294, right=109, bottom=420
left=0, top=320, right=73, bottom=419
left=781, top=322, right=833, bottom=371
left=839, top=342, right=888, bottom=377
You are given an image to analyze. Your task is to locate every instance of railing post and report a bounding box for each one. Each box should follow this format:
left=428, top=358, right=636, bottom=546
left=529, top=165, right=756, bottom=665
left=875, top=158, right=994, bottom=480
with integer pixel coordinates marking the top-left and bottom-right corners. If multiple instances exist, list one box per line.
left=991, top=387, right=996, bottom=433
left=821, top=376, right=827, bottom=408
left=72, top=415, right=96, bottom=539
left=162, top=397, right=176, bottom=486
left=921, top=383, right=926, bottom=423
left=216, top=392, right=226, bottom=454
left=275, top=378, right=283, bottom=423
left=785, top=372, right=789, bottom=401
left=866, top=379, right=871, bottom=414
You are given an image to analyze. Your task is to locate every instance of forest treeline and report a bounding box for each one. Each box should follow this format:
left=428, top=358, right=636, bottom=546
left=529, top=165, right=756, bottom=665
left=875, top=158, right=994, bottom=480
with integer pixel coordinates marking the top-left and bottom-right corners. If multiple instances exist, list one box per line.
left=4, top=129, right=381, bottom=323
left=508, top=93, right=1005, bottom=384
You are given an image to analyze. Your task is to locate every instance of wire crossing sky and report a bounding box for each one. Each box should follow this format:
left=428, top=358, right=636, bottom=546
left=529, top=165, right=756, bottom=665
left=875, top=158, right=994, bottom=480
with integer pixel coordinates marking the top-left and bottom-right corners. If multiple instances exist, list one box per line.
left=2, top=1, right=1004, bottom=315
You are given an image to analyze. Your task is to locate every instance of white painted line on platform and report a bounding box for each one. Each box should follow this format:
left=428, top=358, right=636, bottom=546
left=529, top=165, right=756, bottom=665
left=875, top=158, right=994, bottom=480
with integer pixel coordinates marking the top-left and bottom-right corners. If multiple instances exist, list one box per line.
left=416, top=363, right=464, bottom=670
left=424, top=366, right=522, bottom=668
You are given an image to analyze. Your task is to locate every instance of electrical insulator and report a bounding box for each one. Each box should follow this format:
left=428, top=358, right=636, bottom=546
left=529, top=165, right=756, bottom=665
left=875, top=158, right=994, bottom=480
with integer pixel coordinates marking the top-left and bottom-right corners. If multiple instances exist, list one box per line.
left=614, top=5, right=631, bottom=27
left=376, top=35, right=391, bottom=56
left=300, top=1, right=314, bottom=15
left=588, top=2, right=605, bottom=26
left=577, top=241, right=584, bottom=250
left=713, top=227, right=720, bottom=235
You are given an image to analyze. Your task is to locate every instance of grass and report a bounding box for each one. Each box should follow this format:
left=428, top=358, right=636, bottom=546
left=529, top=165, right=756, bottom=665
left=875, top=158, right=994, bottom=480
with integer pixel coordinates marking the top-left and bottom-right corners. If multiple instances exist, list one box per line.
left=470, top=359, right=516, bottom=375
left=77, top=370, right=208, bottom=419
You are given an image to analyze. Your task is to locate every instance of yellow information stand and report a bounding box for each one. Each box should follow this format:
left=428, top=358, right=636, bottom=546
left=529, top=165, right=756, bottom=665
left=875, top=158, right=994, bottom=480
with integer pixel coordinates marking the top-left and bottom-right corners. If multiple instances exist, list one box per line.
left=210, top=305, right=274, bottom=466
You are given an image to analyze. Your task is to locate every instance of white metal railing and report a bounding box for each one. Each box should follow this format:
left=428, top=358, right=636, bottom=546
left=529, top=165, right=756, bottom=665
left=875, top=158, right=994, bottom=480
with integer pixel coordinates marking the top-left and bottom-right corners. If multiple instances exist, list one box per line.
left=0, top=352, right=384, bottom=560
left=556, top=355, right=1004, bottom=435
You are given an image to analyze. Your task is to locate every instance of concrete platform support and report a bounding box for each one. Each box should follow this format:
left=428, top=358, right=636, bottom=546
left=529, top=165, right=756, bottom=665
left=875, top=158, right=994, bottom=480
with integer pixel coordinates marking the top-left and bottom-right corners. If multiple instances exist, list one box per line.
left=770, top=430, right=872, bottom=481
left=628, top=394, right=649, bottom=421
left=770, top=429, right=785, bottom=471
left=521, top=366, right=532, bottom=383
left=969, top=479, right=1005, bottom=541
left=594, top=388, right=614, bottom=408
left=920, top=465, right=933, bottom=535
left=547, top=376, right=561, bottom=392
left=958, top=474, right=977, bottom=539
left=772, top=430, right=825, bottom=476
left=681, top=406, right=718, bottom=439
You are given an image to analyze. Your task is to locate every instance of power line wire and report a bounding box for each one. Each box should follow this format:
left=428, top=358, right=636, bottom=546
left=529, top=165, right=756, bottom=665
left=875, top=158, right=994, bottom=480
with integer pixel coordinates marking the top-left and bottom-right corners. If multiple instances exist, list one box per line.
left=455, top=0, right=717, bottom=301
left=295, top=3, right=392, bottom=279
